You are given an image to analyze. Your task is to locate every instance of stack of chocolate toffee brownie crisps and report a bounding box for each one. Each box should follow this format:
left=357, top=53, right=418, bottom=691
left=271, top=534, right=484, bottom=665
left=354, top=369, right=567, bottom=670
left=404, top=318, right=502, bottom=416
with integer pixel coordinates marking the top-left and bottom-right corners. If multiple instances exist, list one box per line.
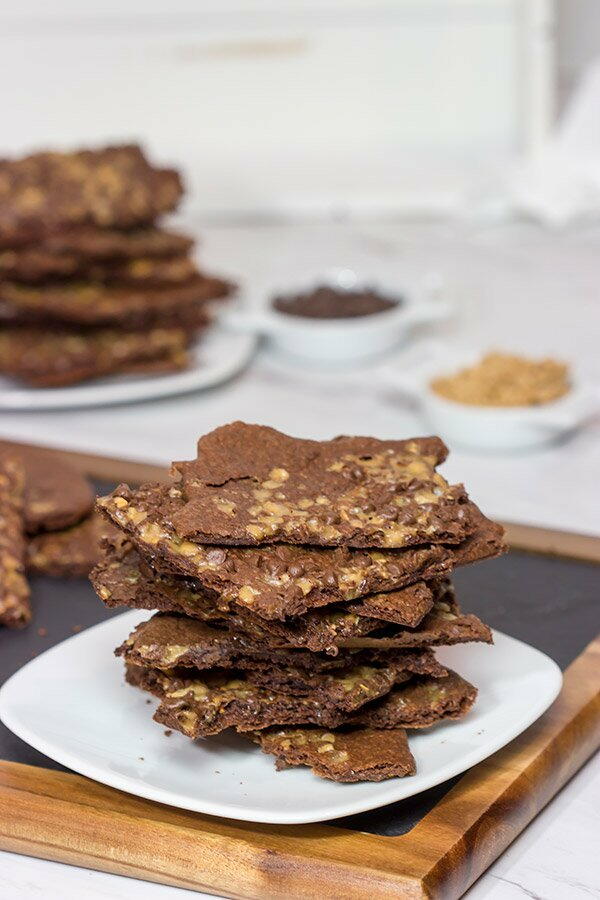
left=92, top=423, right=506, bottom=783
left=0, top=144, right=232, bottom=386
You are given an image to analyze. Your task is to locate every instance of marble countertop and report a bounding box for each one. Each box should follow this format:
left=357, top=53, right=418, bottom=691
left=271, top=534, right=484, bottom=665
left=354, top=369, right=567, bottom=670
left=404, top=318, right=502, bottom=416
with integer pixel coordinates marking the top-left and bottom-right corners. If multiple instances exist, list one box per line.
left=1, top=219, right=599, bottom=898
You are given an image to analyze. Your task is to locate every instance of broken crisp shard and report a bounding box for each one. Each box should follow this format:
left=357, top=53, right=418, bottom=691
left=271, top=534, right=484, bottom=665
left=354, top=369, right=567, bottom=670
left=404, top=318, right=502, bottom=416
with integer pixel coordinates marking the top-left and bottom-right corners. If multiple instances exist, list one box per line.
left=169, top=423, right=473, bottom=549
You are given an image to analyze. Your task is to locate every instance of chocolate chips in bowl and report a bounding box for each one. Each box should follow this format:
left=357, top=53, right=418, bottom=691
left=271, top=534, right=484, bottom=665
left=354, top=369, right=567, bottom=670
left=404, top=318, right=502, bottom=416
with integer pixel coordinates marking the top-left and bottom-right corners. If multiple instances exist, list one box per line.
left=272, top=283, right=401, bottom=320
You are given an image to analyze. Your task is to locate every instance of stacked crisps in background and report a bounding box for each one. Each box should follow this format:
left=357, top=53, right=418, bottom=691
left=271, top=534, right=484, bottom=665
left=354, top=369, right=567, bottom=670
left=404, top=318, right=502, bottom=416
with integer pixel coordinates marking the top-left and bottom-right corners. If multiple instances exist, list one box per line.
left=0, top=144, right=232, bottom=386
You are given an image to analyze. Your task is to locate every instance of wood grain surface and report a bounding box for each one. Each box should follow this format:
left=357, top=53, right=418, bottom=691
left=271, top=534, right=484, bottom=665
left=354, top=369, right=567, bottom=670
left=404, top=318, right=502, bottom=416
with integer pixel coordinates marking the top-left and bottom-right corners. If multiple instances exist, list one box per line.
left=0, top=440, right=598, bottom=899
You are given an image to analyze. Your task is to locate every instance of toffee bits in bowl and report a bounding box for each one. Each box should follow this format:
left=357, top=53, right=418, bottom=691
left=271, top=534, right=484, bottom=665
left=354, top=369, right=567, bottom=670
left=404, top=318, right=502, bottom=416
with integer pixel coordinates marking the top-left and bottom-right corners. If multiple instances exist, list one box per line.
left=430, top=353, right=570, bottom=408
left=418, top=352, right=591, bottom=452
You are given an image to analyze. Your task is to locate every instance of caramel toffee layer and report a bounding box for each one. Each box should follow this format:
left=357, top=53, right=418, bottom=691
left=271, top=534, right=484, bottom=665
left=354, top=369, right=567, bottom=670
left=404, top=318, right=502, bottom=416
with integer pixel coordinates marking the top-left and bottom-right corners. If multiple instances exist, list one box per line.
left=170, top=423, right=472, bottom=549
left=97, top=483, right=505, bottom=621
left=252, top=726, right=416, bottom=783
left=0, top=457, right=31, bottom=628
left=351, top=670, right=477, bottom=729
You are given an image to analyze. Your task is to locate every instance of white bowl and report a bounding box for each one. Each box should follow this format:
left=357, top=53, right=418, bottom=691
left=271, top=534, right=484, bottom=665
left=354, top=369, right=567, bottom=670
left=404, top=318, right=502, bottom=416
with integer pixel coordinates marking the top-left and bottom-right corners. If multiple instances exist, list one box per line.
left=222, top=268, right=451, bottom=365
left=378, top=348, right=599, bottom=452
left=422, top=388, right=598, bottom=452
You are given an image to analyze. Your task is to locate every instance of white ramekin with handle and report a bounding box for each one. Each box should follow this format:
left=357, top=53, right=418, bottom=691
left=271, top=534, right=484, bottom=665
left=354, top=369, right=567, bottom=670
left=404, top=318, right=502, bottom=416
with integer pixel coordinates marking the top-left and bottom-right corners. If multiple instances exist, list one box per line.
left=375, top=345, right=599, bottom=452
left=222, top=268, right=452, bottom=365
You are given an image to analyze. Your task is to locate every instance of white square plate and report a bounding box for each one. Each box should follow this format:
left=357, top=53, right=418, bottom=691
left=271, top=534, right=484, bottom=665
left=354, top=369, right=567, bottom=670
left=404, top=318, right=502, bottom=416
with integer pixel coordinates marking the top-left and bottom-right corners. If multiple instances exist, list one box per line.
left=0, top=610, right=562, bottom=824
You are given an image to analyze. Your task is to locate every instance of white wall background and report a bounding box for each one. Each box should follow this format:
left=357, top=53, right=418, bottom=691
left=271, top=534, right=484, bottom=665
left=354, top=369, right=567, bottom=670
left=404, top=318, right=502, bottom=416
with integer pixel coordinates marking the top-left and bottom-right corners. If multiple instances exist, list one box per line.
left=2, top=0, right=598, bottom=220
left=0, top=0, right=558, bottom=219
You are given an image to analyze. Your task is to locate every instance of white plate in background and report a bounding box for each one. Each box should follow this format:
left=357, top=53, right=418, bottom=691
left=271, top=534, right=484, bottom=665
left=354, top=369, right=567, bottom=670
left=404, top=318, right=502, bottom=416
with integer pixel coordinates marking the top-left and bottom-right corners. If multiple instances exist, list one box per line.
left=0, top=610, right=562, bottom=825
left=0, top=329, right=257, bottom=411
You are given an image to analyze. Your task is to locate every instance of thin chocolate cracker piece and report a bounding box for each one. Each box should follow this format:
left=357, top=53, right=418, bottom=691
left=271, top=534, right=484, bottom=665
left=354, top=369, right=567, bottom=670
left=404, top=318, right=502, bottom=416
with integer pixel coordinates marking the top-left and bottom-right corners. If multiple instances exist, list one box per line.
left=27, top=513, right=117, bottom=578
left=0, top=144, right=183, bottom=243
left=0, top=247, right=83, bottom=281
left=39, top=225, right=194, bottom=260
left=170, top=422, right=472, bottom=549
left=97, top=484, right=504, bottom=621
left=351, top=671, right=477, bottom=729
left=0, top=323, right=200, bottom=388
left=0, top=444, right=94, bottom=534
left=0, top=228, right=195, bottom=281
left=0, top=275, right=231, bottom=328
left=92, top=542, right=437, bottom=653
left=0, top=457, right=31, bottom=627
left=338, top=587, right=493, bottom=651
left=127, top=666, right=354, bottom=737
left=242, top=651, right=446, bottom=703
left=0, top=250, right=199, bottom=287
left=251, top=726, right=416, bottom=782
left=98, top=484, right=504, bottom=620
left=94, top=543, right=380, bottom=652
left=347, top=579, right=434, bottom=627
left=86, top=255, right=199, bottom=287
left=116, top=612, right=447, bottom=684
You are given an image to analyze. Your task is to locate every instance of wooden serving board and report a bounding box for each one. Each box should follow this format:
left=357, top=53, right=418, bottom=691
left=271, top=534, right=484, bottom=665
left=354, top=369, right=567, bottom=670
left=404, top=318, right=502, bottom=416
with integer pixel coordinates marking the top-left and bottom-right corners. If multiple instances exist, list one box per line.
left=0, top=441, right=599, bottom=900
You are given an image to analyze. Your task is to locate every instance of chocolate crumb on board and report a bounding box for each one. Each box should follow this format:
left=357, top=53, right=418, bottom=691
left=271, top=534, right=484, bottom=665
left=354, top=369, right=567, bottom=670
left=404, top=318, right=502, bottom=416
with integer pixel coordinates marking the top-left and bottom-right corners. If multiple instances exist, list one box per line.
left=0, top=456, right=31, bottom=628
left=170, top=423, right=473, bottom=549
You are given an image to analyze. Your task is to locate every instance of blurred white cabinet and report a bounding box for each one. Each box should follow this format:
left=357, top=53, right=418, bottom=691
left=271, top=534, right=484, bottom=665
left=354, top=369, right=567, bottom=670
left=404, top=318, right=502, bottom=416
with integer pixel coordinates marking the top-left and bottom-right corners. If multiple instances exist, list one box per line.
left=0, top=0, right=554, bottom=218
